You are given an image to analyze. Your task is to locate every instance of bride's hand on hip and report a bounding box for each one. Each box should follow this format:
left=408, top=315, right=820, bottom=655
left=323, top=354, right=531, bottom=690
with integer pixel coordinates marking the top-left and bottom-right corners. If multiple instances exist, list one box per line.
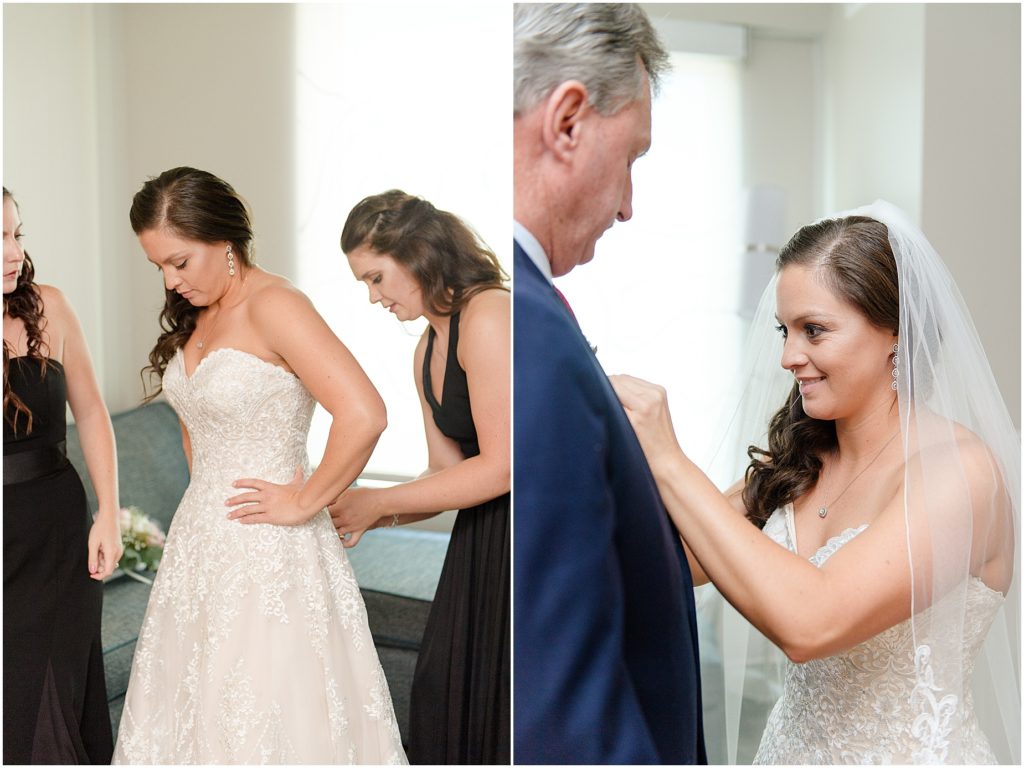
left=609, top=374, right=685, bottom=470
left=226, top=466, right=313, bottom=525
left=328, top=487, right=386, bottom=548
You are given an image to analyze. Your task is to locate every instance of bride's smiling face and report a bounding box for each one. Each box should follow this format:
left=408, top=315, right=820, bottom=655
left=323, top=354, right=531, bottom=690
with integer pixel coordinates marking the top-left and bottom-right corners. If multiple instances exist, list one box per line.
left=775, top=263, right=897, bottom=421
left=139, top=228, right=233, bottom=306
left=347, top=244, right=426, bottom=322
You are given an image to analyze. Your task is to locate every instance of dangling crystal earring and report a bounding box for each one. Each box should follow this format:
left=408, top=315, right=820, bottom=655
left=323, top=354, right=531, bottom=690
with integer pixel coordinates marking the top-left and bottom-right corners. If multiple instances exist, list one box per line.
left=227, top=244, right=236, bottom=276
left=890, top=342, right=899, bottom=390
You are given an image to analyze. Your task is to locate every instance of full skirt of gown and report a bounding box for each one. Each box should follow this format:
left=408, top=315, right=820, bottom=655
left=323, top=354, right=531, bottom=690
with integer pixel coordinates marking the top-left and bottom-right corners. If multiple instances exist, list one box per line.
left=112, top=348, right=406, bottom=764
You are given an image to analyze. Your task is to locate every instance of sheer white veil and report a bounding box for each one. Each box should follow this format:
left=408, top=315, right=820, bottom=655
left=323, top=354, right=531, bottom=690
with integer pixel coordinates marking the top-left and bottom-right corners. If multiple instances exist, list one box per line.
left=699, top=200, right=1020, bottom=764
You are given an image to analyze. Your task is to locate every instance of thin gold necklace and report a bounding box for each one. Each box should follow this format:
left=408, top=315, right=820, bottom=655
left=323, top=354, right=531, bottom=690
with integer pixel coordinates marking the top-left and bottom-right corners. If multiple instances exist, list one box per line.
left=817, top=430, right=900, bottom=519
left=195, top=270, right=248, bottom=350
left=194, top=305, right=222, bottom=350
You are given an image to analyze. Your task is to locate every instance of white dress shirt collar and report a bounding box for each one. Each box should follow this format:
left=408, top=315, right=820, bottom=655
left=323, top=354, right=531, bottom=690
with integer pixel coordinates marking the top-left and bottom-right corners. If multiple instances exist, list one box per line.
left=513, top=220, right=553, bottom=285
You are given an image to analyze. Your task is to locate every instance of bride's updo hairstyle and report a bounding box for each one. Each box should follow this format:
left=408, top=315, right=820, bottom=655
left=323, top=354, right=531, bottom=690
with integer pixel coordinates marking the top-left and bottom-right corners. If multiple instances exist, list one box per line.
left=742, top=216, right=899, bottom=527
left=341, top=190, right=507, bottom=317
left=129, top=167, right=254, bottom=399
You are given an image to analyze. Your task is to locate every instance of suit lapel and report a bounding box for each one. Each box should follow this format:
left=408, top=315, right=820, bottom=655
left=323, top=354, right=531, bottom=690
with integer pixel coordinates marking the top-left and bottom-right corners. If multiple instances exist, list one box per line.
left=514, top=241, right=584, bottom=333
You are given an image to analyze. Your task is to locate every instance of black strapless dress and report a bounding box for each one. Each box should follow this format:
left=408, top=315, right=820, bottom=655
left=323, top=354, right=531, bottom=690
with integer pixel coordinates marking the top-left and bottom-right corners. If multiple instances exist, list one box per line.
left=3, top=357, right=113, bottom=764
left=407, top=312, right=510, bottom=765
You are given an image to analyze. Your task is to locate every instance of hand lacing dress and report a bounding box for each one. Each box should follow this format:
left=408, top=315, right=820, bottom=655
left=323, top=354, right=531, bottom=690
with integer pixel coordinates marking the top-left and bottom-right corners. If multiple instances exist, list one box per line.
left=112, top=347, right=407, bottom=764
left=753, top=504, right=1003, bottom=765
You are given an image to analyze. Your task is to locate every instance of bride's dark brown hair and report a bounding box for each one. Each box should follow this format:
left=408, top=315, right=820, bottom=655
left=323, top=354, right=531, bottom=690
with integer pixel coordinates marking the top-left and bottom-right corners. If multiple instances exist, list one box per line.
left=340, top=190, right=507, bottom=316
left=130, top=167, right=254, bottom=401
left=3, top=188, right=49, bottom=433
left=742, top=216, right=899, bottom=527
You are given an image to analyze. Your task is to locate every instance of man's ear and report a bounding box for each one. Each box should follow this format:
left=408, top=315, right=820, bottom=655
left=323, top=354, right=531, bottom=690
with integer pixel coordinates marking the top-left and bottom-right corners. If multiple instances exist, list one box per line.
left=541, top=80, right=590, bottom=162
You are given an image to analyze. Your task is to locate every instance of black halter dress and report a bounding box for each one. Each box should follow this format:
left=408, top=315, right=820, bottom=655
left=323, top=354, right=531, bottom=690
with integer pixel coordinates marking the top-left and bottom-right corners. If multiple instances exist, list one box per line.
left=407, top=312, right=510, bottom=764
left=3, top=357, right=113, bottom=764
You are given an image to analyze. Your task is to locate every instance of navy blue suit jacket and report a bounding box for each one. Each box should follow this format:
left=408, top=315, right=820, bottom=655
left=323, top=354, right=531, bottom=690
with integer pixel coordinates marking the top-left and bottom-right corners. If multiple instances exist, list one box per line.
left=513, top=243, right=706, bottom=764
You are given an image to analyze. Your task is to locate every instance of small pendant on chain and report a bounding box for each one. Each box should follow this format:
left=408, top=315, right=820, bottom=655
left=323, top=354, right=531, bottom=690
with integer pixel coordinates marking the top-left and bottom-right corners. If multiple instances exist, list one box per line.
left=196, top=341, right=204, bottom=349
left=818, top=507, right=828, bottom=519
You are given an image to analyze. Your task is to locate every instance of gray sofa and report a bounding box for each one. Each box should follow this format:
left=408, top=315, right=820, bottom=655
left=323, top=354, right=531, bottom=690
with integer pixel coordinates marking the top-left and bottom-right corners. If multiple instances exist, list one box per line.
left=66, top=401, right=430, bottom=746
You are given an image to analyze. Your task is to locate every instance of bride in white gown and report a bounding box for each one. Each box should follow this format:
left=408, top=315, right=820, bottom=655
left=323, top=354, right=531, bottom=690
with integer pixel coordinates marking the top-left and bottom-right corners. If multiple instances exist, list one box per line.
left=112, top=167, right=406, bottom=764
left=612, top=201, right=1019, bottom=764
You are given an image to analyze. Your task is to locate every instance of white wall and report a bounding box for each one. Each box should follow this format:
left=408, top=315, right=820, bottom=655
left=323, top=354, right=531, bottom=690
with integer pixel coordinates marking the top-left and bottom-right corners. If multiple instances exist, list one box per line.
left=4, top=4, right=297, bottom=414
left=822, top=4, right=926, bottom=219
left=740, top=33, right=818, bottom=239
left=4, top=4, right=107, bottom=391
left=644, top=3, right=831, bottom=38
left=639, top=3, right=1019, bottom=426
left=822, top=3, right=1020, bottom=424
left=920, top=4, right=1021, bottom=423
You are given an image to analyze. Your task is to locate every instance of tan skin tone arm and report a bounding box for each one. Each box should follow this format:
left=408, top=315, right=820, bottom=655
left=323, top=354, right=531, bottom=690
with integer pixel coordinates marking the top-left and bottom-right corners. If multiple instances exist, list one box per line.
left=329, top=290, right=510, bottom=544
left=610, top=374, right=1008, bottom=663
left=43, top=286, right=123, bottom=579
left=224, top=284, right=386, bottom=524
left=327, top=329, right=463, bottom=546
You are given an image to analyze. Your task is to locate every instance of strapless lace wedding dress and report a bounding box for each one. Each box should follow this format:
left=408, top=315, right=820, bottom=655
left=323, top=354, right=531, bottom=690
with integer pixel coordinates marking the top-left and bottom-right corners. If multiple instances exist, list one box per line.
left=113, top=348, right=406, bottom=764
left=753, top=505, right=1003, bottom=765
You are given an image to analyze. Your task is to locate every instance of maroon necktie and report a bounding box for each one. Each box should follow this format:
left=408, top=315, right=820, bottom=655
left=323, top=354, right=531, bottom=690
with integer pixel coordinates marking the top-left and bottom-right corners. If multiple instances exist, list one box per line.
left=553, top=285, right=576, bottom=320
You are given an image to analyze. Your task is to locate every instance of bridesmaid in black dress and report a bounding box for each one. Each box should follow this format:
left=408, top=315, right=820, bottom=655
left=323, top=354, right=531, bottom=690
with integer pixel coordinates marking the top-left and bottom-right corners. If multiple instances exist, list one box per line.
left=334, top=191, right=510, bottom=764
left=3, top=188, right=123, bottom=764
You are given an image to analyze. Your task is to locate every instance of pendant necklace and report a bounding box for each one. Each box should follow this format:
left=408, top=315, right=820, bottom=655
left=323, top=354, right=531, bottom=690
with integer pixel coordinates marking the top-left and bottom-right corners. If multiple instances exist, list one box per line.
left=195, top=266, right=247, bottom=350
left=817, top=430, right=900, bottom=519
left=195, top=306, right=222, bottom=350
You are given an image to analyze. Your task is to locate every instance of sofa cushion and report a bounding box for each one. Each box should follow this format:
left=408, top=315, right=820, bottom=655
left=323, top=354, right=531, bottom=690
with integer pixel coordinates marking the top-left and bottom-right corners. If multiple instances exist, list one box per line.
left=65, top=400, right=188, bottom=532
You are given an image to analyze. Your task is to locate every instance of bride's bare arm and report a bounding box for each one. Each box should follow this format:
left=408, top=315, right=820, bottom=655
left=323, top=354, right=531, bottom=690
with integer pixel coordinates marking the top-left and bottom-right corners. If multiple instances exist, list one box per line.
left=611, top=373, right=922, bottom=662
left=227, top=284, right=385, bottom=525
left=684, top=479, right=748, bottom=588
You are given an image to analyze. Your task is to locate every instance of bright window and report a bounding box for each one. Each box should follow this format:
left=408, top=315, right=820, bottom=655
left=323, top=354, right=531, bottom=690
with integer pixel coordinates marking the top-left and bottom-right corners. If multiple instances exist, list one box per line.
left=294, top=3, right=509, bottom=477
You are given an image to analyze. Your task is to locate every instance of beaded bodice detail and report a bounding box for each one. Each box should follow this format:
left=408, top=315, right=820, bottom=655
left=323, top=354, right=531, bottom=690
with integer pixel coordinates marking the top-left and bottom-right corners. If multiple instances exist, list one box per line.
left=753, top=506, right=1004, bottom=764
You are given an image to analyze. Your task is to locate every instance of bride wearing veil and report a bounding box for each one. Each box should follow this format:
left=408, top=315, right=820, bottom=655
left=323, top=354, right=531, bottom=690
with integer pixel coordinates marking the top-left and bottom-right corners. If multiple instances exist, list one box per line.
left=612, top=201, right=1019, bottom=763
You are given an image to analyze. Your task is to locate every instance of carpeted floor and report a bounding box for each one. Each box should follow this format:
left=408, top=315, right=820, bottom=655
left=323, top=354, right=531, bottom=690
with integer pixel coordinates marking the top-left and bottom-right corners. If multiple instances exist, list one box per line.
left=346, top=526, right=450, bottom=601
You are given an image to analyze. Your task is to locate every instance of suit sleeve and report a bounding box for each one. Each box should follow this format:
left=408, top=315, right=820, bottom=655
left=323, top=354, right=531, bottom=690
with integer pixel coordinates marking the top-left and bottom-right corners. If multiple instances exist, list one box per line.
left=513, top=288, right=661, bottom=764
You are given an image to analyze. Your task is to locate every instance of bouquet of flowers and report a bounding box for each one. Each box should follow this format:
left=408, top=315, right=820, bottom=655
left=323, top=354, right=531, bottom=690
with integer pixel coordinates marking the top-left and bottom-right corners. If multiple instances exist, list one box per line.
left=118, top=506, right=166, bottom=582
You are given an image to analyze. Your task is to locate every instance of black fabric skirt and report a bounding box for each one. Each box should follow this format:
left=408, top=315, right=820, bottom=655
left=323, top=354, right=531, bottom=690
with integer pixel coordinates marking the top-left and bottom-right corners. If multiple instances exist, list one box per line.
left=3, top=462, right=113, bottom=764
left=408, top=492, right=510, bottom=765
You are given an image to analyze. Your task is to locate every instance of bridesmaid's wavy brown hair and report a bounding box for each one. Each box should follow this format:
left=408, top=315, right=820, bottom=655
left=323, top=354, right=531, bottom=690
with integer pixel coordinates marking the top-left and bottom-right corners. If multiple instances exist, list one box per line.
left=743, top=216, right=899, bottom=527
left=340, top=190, right=507, bottom=316
left=129, top=167, right=254, bottom=400
left=3, top=188, right=49, bottom=434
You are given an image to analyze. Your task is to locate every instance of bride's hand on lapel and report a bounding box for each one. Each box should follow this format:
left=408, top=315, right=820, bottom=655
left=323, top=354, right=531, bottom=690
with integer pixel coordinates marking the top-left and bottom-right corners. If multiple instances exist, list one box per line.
left=225, top=466, right=314, bottom=525
left=609, top=374, right=685, bottom=473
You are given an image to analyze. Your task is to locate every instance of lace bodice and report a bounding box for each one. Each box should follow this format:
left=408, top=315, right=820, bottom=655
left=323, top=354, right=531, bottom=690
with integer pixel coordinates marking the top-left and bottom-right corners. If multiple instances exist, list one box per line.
left=167, top=347, right=315, bottom=490
left=113, top=348, right=405, bottom=764
left=753, top=505, right=1004, bottom=764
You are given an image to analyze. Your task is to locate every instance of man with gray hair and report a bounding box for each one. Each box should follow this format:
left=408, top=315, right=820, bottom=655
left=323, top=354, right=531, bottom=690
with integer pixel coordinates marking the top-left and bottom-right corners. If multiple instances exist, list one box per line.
left=513, top=4, right=706, bottom=764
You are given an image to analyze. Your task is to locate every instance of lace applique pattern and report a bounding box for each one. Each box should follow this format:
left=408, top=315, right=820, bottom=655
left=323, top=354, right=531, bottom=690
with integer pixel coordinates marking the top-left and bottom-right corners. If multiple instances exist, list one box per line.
left=909, top=644, right=958, bottom=763
left=754, top=508, right=1003, bottom=764
left=112, top=348, right=407, bottom=764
